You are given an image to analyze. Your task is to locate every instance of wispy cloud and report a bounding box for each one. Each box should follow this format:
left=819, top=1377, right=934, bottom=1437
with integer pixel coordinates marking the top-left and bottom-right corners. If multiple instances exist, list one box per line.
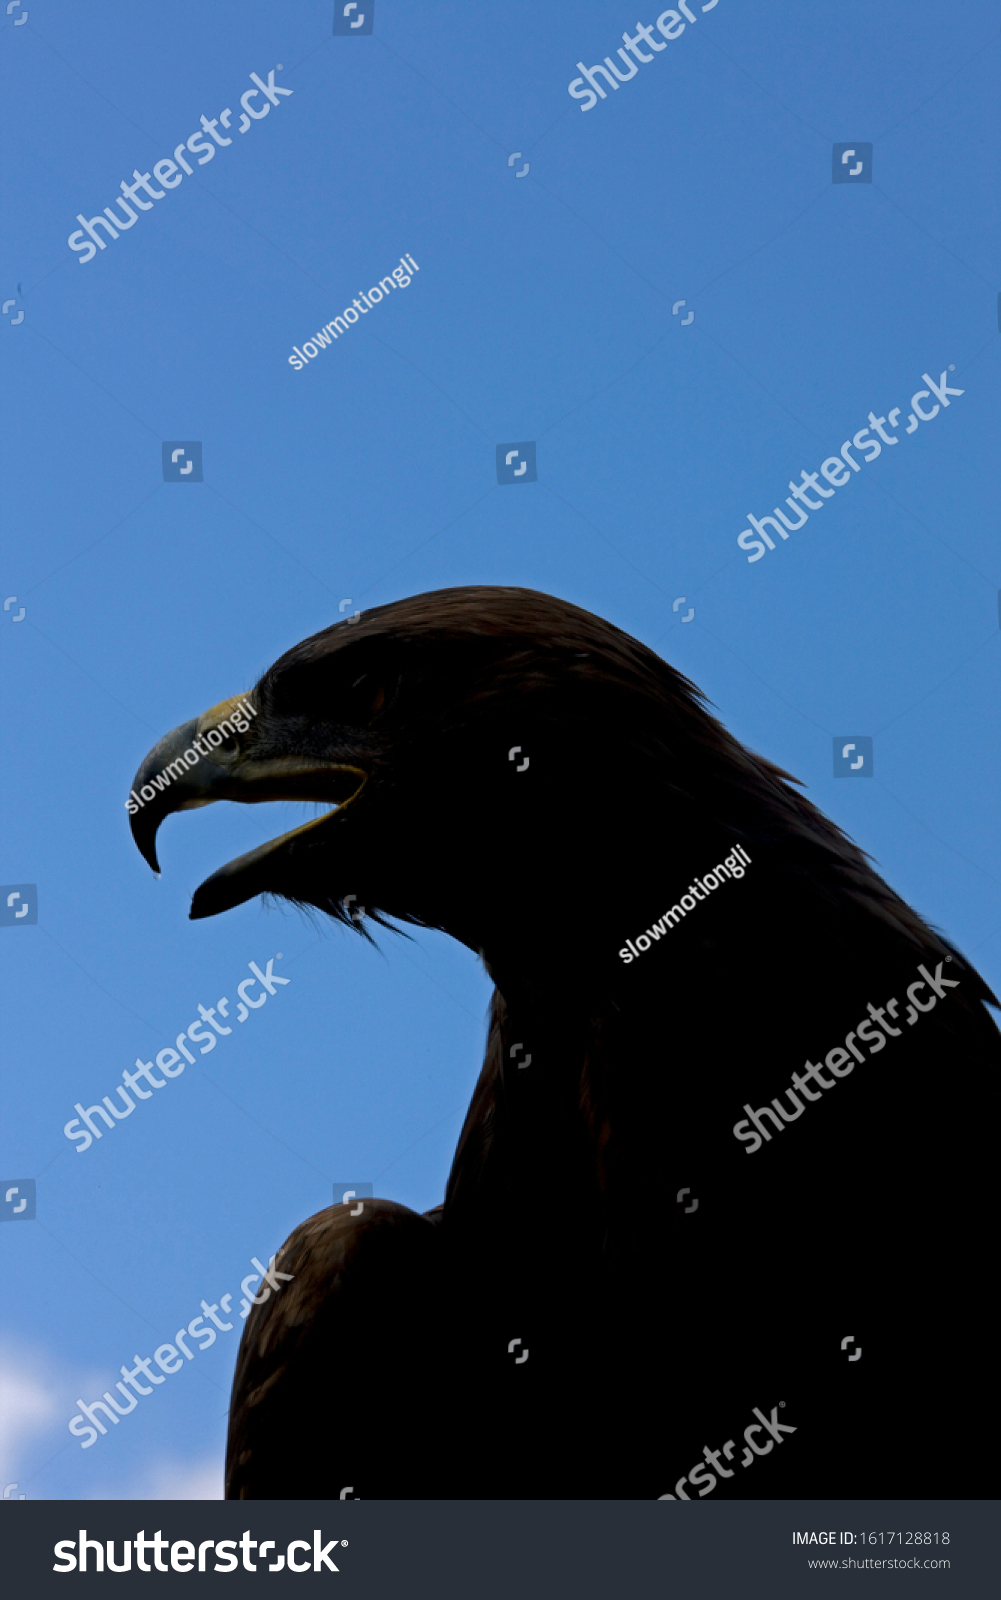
left=1, top=1342, right=224, bottom=1500
left=92, top=1455, right=224, bottom=1500
left=0, top=1351, right=59, bottom=1472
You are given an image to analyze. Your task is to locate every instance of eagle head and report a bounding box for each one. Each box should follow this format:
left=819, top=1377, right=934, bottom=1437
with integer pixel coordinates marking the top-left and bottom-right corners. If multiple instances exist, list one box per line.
left=129, top=584, right=925, bottom=996
left=129, top=588, right=742, bottom=973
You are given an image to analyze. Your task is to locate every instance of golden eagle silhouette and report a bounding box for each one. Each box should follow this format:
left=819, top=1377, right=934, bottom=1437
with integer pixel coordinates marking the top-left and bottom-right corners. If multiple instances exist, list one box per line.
left=130, top=587, right=999, bottom=1499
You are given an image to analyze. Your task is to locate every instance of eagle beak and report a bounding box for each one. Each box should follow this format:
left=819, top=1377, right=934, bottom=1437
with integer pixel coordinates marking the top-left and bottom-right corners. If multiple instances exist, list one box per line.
left=128, top=693, right=368, bottom=917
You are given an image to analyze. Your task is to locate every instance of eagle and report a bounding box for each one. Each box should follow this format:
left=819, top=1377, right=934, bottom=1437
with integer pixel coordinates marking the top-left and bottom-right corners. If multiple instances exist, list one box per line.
left=129, top=585, right=999, bottom=1500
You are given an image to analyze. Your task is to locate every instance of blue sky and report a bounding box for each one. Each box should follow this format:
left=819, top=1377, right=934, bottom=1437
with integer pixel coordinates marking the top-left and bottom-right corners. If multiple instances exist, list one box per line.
left=1, top=0, right=998, bottom=1499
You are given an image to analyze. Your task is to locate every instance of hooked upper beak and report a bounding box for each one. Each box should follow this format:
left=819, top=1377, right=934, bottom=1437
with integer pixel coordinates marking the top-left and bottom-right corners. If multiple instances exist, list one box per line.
left=128, top=694, right=368, bottom=917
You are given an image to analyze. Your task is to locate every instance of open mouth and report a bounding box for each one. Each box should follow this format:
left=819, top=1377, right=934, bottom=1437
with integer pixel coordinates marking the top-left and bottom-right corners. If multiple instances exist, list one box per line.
left=186, top=768, right=368, bottom=920
left=127, top=693, right=369, bottom=920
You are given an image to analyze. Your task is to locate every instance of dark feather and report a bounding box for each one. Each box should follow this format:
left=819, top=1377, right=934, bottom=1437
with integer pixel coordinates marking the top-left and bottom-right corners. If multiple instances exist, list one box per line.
left=132, top=586, right=999, bottom=1498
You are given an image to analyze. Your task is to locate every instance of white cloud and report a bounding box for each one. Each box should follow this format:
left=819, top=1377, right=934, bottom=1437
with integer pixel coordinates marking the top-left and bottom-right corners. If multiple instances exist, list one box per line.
left=88, top=1452, right=225, bottom=1500
left=141, top=1455, right=224, bottom=1500
left=1, top=1342, right=225, bottom=1499
left=0, top=1351, right=59, bottom=1476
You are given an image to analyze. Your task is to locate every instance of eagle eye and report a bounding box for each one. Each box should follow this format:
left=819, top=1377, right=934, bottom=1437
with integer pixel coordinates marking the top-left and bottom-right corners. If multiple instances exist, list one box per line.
left=270, top=654, right=398, bottom=729
left=346, top=669, right=394, bottom=721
